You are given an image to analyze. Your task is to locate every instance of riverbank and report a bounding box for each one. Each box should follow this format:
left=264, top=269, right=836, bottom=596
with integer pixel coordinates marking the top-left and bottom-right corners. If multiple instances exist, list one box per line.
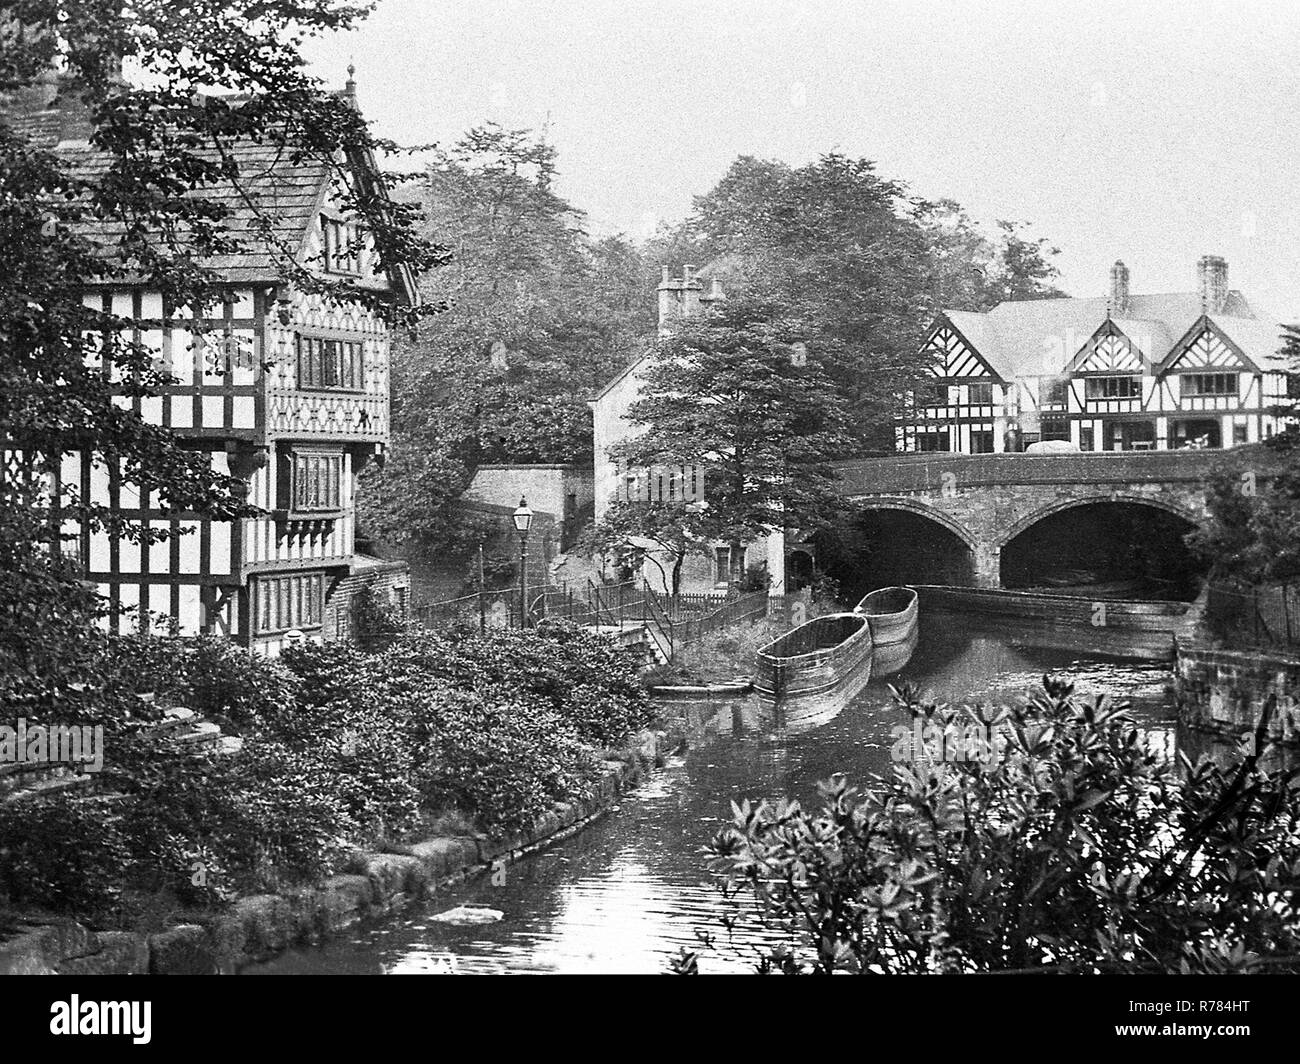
left=0, top=725, right=679, bottom=974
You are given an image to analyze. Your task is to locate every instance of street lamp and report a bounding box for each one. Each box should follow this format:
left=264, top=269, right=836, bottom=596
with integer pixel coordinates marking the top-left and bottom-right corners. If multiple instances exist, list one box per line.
left=512, top=496, right=533, bottom=627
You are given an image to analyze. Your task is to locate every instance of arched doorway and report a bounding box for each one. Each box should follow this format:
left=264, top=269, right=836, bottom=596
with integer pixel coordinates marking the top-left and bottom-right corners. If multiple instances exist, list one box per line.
left=999, top=500, right=1204, bottom=599
left=786, top=549, right=815, bottom=591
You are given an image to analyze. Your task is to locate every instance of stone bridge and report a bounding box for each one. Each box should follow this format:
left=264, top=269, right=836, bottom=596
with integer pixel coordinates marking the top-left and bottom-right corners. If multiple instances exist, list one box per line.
left=827, top=451, right=1234, bottom=588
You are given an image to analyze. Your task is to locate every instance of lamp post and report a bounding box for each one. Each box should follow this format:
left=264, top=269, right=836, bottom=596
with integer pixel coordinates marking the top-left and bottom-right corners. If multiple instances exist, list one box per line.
left=512, top=496, right=533, bottom=628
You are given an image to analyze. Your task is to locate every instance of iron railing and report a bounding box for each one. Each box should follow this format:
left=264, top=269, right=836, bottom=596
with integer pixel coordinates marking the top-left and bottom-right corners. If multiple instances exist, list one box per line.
left=1205, top=582, right=1300, bottom=650
left=411, top=577, right=774, bottom=664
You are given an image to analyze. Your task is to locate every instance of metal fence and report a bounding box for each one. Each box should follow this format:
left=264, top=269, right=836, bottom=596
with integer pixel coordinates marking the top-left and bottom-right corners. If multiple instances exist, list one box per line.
left=411, top=577, right=773, bottom=663
left=1205, top=582, right=1300, bottom=650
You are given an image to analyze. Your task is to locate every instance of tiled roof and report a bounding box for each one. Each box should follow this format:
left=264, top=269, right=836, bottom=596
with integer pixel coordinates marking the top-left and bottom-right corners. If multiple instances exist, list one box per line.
left=5, top=97, right=409, bottom=298
left=942, top=290, right=1275, bottom=380
left=55, top=136, right=333, bottom=284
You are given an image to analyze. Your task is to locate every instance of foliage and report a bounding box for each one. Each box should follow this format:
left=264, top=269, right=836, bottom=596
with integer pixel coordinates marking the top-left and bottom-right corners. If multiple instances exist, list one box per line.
left=690, top=678, right=1300, bottom=974
left=401, top=685, right=597, bottom=835
left=1190, top=440, right=1300, bottom=586
left=351, top=585, right=408, bottom=637
left=737, top=562, right=770, bottom=593
left=1, top=0, right=444, bottom=732
left=579, top=500, right=711, bottom=597
left=367, top=623, right=654, bottom=748
left=648, top=154, right=1062, bottom=451
left=0, top=795, right=134, bottom=916
left=110, top=635, right=301, bottom=730
left=0, top=619, right=655, bottom=919
left=622, top=304, right=852, bottom=583
left=362, top=124, right=654, bottom=548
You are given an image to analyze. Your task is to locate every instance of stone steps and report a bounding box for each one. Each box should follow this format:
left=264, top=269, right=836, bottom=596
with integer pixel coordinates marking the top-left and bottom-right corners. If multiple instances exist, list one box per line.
left=1, top=705, right=234, bottom=805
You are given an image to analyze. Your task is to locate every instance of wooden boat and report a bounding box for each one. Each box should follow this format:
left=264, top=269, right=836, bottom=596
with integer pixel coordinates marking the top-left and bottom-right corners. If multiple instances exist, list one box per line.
left=854, top=586, right=920, bottom=646
left=872, top=627, right=919, bottom=678
left=754, top=613, right=874, bottom=698
left=909, top=584, right=1202, bottom=660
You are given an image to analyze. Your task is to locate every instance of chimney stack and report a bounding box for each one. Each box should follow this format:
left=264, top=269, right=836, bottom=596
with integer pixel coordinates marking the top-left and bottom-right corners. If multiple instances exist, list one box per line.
left=1197, top=255, right=1229, bottom=314
left=656, top=264, right=703, bottom=335
left=1108, top=260, right=1130, bottom=317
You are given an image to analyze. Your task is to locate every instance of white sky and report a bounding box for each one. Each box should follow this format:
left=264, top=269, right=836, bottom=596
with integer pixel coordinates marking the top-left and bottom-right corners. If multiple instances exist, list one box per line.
left=303, top=0, right=1300, bottom=320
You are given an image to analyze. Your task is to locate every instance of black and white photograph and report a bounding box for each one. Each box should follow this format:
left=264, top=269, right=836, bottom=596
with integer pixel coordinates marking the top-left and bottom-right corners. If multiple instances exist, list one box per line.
left=0, top=0, right=1297, bottom=1037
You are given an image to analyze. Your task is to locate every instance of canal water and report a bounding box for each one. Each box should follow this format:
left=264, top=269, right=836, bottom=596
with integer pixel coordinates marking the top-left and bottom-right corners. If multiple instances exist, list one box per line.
left=247, top=610, right=1186, bottom=975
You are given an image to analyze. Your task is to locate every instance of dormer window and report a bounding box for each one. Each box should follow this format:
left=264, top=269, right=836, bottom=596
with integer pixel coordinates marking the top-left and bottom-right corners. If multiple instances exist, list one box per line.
left=1085, top=375, right=1141, bottom=400
left=322, top=216, right=362, bottom=275
left=1181, top=373, right=1238, bottom=398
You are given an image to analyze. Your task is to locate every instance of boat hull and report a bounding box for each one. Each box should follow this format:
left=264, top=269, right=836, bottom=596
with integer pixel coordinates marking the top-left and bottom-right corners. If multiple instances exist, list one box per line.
left=854, top=586, right=920, bottom=647
left=754, top=612, right=874, bottom=698
left=910, top=584, right=1200, bottom=660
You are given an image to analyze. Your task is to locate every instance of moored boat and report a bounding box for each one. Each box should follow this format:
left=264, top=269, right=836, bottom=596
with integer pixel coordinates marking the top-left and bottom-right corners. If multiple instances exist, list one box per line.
left=909, top=584, right=1202, bottom=660
left=854, top=585, right=920, bottom=646
left=754, top=612, right=874, bottom=698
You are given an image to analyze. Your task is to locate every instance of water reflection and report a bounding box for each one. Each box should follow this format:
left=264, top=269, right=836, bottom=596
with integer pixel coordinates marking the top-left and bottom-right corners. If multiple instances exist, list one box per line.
left=248, top=610, right=1213, bottom=976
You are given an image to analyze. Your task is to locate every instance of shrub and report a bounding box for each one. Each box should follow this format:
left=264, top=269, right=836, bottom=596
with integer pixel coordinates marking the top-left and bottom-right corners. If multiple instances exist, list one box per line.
left=403, top=685, right=598, bottom=836
left=375, top=624, right=654, bottom=747
left=109, top=635, right=299, bottom=731
left=695, top=678, right=1300, bottom=974
left=0, top=795, right=134, bottom=917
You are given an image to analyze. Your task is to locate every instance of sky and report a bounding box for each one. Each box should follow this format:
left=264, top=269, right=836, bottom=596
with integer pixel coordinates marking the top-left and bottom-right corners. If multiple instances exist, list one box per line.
left=303, top=0, right=1300, bottom=320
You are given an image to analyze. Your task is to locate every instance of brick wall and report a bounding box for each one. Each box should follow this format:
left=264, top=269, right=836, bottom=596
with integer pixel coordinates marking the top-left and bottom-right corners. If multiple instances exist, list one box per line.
left=325, top=558, right=411, bottom=644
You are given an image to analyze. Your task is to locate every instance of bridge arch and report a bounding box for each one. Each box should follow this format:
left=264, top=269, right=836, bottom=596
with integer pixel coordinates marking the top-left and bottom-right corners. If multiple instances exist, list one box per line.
left=821, top=497, right=980, bottom=596
left=992, top=492, right=1203, bottom=552
left=852, top=496, right=979, bottom=552
left=997, top=493, right=1206, bottom=595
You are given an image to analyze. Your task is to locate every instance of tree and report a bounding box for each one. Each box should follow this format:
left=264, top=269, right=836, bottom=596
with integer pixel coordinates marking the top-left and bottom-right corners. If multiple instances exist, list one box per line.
left=620, top=302, right=851, bottom=586
left=581, top=500, right=711, bottom=599
left=1, top=2, right=443, bottom=711
left=363, top=124, right=653, bottom=549
left=685, top=678, right=1300, bottom=974
left=645, top=154, right=1063, bottom=452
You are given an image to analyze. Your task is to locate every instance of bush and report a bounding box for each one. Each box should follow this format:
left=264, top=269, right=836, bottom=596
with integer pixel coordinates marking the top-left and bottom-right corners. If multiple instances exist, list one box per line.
left=0, top=795, right=134, bottom=917
left=110, top=635, right=299, bottom=731
left=404, top=685, right=598, bottom=836
left=695, top=678, right=1300, bottom=974
left=376, top=623, right=654, bottom=746
left=2, top=621, right=654, bottom=919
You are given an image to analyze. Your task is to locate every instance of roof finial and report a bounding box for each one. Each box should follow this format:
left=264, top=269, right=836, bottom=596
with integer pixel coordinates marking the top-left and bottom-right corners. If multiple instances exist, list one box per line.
left=345, top=60, right=357, bottom=96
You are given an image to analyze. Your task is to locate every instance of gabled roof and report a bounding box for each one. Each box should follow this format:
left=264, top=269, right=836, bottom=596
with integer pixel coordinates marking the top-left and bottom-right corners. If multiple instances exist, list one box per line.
left=933, top=289, right=1270, bottom=380
left=1158, top=314, right=1291, bottom=375
left=5, top=93, right=417, bottom=303
left=591, top=350, right=651, bottom=404
left=1064, top=318, right=1162, bottom=375
left=932, top=311, right=1007, bottom=383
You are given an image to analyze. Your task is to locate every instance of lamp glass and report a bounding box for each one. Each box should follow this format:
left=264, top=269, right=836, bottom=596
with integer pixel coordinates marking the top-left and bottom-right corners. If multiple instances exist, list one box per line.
left=512, top=497, right=533, bottom=534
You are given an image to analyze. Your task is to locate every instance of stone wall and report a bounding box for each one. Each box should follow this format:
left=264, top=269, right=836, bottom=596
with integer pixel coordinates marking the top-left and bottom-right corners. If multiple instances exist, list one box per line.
left=1175, top=645, right=1300, bottom=746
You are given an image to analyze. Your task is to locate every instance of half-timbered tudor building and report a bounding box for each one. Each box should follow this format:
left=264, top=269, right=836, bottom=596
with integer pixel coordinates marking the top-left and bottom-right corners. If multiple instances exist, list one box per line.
left=4, top=73, right=415, bottom=655
left=900, top=256, right=1294, bottom=454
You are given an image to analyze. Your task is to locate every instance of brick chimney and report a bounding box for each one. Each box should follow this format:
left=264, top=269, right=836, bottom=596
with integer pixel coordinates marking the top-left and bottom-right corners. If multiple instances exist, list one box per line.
left=1108, top=260, right=1130, bottom=317
left=1197, top=255, right=1229, bottom=314
left=699, top=275, right=726, bottom=307
left=657, top=264, right=704, bottom=335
